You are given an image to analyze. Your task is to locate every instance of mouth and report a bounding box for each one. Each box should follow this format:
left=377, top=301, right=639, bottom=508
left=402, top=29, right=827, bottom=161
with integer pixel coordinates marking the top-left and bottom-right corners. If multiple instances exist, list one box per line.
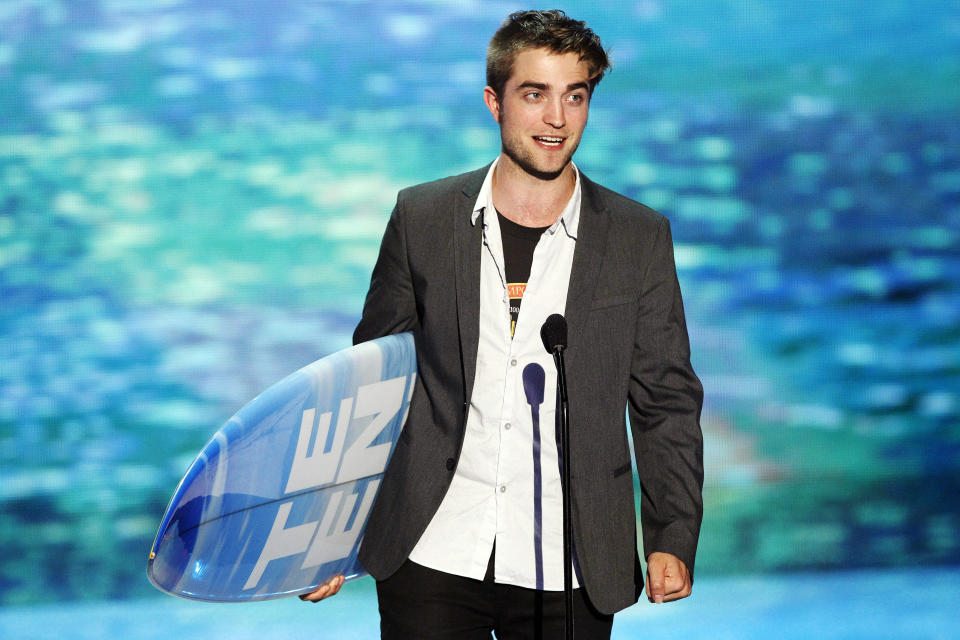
left=533, top=135, right=566, bottom=148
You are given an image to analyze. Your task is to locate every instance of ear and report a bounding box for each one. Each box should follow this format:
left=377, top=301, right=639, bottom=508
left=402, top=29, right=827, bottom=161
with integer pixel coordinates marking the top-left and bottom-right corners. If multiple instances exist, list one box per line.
left=483, top=86, right=501, bottom=124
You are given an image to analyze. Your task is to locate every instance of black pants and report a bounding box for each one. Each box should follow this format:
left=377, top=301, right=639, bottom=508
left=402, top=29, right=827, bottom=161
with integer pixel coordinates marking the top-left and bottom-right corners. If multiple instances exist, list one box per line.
left=376, top=559, right=613, bottom=639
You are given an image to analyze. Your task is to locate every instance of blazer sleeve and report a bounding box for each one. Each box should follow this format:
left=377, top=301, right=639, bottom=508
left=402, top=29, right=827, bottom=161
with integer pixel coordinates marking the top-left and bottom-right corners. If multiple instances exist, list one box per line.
left=353, top=193, right=420, bottom=346
left=627, top=216, right=704, bottom=578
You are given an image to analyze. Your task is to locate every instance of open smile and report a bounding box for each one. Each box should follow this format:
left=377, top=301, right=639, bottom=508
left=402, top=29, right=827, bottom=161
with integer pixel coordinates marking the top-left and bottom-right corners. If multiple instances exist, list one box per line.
left=533, top=135, right=566, bottom=148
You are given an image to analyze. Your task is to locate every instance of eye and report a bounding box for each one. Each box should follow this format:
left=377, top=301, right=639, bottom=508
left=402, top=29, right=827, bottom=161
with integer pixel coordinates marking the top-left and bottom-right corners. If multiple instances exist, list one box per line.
left=525, top=91, right=542, bottom=101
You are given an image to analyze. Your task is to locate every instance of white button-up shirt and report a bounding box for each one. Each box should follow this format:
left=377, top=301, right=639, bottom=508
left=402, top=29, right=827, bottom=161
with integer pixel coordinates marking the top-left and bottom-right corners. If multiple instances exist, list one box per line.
left=409, top=159, right=581, bottom=590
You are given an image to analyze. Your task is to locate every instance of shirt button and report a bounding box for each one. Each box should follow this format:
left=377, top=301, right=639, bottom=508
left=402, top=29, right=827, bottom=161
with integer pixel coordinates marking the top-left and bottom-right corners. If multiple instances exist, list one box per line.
left=510, top=359, right=517, bottom=366
left=446, top=458, right=455, bottom=471
left=499, top=485, right=507, bottom=493
left=504, top=422, right=511, bottom=430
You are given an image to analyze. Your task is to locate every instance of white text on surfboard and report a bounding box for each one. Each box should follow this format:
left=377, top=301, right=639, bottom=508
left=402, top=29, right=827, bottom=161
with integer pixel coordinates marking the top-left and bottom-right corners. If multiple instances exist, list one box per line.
left=286, top=375, right=408, bottom=492
left=244, top=479, right=381, bottom=590
left=243, top=374, right=415, bottom=591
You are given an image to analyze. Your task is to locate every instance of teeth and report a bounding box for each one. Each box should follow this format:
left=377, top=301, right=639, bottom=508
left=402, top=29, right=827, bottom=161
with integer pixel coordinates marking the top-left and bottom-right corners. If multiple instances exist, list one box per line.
left=535, top=136, right=564, bottom=144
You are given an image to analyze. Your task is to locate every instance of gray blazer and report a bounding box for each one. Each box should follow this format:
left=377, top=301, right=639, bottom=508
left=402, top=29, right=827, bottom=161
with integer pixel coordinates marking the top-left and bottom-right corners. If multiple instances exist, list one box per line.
left=354, top=165, right=703, bottom=615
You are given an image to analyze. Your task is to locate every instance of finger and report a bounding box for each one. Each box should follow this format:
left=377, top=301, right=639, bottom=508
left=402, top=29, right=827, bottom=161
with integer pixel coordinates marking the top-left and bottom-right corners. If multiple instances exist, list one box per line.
left=664, top=573, right=686, bottom=594
left=646, top=558, right=666, bottom=604
left=661, top=562, right=692, bottom=601
left=299, top=575, right=344, bottom=602
left=299, top=583, right=331, bottom=602
left=663, top=583, right=691, bottom=602
left=660, top=581, right=692, bottom=602
left=661, top=588, right=691, bottom=602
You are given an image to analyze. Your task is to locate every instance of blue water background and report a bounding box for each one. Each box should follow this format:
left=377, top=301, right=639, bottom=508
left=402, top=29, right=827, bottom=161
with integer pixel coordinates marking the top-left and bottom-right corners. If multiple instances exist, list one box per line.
left=1, top=0, right=958, bottom=634
left=2, top=569, right=959, bottom=639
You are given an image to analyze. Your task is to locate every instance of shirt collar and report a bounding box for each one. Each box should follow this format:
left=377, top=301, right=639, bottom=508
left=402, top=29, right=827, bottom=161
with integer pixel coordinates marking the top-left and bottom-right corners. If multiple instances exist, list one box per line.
left=471, top=157, right=581, bottom=239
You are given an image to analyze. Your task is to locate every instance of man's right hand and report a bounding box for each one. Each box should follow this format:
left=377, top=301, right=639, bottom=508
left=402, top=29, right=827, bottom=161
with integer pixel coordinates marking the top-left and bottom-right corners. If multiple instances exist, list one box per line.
left=299, top=574, right=345, bottom=602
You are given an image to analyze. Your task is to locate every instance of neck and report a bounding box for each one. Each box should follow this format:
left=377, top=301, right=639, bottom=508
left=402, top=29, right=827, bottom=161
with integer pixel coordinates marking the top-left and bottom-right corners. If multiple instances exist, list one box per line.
left=491, top=154, right=576, bottom=228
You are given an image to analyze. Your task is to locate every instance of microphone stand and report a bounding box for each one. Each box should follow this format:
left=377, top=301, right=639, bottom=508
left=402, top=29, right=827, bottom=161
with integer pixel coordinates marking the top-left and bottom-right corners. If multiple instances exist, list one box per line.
left=552, top=345, right=573, bottom=640
left=542, top=313, right=572, bottom=639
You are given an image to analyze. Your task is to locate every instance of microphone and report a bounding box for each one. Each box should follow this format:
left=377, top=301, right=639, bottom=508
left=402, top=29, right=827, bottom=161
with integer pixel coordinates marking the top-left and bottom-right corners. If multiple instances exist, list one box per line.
left=522, top=363, right=546, bottom=590
left=540, top=313, right=573, bottom=640
left=541, top=313, right=567, bottom=354
left=541, top=313, right=568, bottom=405
left=522, top=363, right=545, bottom=407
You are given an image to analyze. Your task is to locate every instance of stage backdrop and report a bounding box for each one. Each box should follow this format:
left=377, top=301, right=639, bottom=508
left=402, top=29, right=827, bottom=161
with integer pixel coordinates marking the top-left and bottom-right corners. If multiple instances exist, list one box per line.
left=1, top=0, right=958, bottom=630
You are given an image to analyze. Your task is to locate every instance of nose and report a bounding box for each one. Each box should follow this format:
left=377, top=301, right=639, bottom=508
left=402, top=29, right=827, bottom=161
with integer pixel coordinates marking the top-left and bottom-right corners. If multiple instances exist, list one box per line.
left=543, top=98, right=565, bottom=128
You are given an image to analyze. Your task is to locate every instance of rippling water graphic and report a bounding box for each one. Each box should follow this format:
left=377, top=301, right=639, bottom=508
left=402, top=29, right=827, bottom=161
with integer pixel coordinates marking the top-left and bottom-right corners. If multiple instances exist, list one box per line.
left=1, top=1, right=958, bottom=635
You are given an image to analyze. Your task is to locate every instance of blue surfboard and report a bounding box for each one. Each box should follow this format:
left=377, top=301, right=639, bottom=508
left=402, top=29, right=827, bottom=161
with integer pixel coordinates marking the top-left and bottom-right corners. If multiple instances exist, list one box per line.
left=147, top=332, right=416, bottom=602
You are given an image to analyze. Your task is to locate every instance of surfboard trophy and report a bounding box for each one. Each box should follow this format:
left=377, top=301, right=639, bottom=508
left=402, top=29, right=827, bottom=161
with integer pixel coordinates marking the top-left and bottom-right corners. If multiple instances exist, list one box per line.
left=147, top=332, right=417, bottom=602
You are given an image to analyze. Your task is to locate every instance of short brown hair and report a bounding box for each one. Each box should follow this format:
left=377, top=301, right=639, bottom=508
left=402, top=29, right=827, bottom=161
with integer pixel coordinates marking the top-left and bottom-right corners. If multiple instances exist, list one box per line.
left=486, top=9, right=610, bottom=98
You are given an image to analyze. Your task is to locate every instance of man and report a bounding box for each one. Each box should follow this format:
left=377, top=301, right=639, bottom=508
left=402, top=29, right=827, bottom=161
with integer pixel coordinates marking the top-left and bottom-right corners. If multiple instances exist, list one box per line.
left=303, top=10, right=703, bottom=639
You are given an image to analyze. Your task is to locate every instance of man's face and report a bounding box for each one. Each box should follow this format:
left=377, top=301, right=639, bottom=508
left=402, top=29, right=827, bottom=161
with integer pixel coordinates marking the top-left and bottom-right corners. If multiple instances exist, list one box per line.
left=484, top=48, right=592, bottom=181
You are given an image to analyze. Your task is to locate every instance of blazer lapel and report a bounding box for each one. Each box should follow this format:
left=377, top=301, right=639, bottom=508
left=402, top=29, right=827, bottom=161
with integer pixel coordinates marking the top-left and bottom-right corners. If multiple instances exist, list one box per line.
left=453, top=166, right=607, bottom=404
left=453, top=168, right=487, bottom=405
left=564, top=173, right=609, bottom=351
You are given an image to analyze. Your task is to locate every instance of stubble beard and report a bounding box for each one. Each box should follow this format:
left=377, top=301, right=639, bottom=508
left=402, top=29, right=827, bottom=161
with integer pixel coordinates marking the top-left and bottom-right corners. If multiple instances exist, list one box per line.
left=499, top=112, right=579, bottom=182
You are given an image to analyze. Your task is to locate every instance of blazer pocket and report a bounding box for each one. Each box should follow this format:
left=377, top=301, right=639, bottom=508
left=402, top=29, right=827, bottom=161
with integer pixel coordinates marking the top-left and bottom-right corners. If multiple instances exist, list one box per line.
left=612, top=461, right=632, bottom=478
left=590, top=292, right=635, bottom=312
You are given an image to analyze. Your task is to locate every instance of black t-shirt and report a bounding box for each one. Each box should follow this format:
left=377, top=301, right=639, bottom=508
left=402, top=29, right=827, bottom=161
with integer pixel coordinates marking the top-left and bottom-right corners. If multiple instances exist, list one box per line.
left=497, top=211, right=549, bottom=338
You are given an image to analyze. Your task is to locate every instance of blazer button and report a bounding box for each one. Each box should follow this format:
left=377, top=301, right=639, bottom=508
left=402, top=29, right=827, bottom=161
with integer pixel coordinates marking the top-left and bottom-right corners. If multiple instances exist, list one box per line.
left=446, top=458, right=456, bottom=471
